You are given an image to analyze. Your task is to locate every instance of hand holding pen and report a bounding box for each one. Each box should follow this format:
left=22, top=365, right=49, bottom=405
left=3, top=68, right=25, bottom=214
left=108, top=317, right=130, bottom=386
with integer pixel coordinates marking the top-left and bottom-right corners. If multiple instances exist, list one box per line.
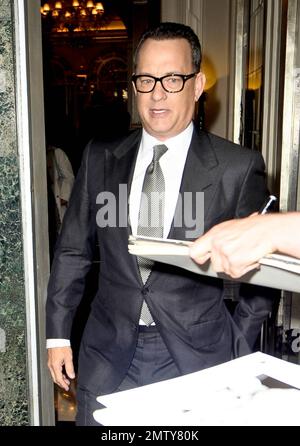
left=190, top=194, right=279, bottom=277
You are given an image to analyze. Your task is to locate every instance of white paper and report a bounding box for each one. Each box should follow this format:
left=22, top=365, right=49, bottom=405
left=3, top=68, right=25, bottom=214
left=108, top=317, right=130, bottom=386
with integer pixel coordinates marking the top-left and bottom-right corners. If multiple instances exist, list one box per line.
left=93, top=352, right=300, bottom=426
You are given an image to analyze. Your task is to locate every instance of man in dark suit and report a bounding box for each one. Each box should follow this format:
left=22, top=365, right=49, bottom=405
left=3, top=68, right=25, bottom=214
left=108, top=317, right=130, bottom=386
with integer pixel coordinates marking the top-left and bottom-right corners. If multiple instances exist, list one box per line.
left=46, top=22, right=274, bottom=425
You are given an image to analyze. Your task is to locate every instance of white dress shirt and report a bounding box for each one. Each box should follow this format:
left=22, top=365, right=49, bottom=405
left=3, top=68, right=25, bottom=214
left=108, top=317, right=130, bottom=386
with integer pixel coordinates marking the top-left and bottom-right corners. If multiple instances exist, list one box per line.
left=47, top=123, right=194, bottom=348
left=129, top=123, right=193, bottom=238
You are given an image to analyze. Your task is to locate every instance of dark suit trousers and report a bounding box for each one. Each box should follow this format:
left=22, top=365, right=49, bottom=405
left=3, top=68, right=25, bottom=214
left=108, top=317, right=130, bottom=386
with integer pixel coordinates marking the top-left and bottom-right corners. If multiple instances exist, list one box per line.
left=76, top=326, right=181, bottom=426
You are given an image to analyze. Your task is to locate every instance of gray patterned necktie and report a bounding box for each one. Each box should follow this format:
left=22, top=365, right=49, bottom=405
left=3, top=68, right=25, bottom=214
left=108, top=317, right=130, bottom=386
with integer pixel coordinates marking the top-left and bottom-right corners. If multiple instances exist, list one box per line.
left=137, top=144, right=168, bottom=325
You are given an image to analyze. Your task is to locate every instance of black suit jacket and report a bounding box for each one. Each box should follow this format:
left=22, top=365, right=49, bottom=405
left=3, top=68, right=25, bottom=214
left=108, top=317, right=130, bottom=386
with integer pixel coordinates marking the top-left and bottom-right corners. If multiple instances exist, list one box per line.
left=46, top=127, right=275, bottom=395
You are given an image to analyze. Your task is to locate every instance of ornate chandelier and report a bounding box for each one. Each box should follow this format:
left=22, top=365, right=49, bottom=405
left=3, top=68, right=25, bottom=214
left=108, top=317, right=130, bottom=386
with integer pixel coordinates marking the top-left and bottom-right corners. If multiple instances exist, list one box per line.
left=40, top=1, right=106, bottom=33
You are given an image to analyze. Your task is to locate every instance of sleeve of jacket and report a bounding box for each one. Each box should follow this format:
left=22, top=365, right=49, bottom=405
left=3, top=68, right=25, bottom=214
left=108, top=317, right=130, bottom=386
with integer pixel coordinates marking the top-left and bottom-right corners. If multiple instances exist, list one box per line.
left=46, top=141, right=99, bottom=339
left=231, top=149, right=279, bottom=349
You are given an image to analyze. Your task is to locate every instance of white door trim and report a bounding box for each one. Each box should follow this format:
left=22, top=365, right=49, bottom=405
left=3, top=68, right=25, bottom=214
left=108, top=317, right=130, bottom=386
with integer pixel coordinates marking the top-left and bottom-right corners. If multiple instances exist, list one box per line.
left=13, top=0, right=55, bottom=426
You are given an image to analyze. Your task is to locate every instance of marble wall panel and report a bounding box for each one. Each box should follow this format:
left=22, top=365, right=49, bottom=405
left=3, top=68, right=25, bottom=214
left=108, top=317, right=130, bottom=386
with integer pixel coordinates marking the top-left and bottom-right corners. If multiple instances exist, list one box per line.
left=0, top=0, right=29, bottom=426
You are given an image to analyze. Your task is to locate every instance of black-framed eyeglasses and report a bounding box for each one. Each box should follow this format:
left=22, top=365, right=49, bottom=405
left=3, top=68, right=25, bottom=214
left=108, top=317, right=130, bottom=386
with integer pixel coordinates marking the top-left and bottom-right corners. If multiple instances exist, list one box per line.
left=132, top=73, right=197, bottom=93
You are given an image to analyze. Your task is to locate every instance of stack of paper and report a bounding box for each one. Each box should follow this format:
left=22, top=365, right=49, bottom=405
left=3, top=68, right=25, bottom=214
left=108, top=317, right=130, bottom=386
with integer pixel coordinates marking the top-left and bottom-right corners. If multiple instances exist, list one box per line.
left=128, top=236, right=300, bottom=292
left=93, top=352, right=300, bottom=426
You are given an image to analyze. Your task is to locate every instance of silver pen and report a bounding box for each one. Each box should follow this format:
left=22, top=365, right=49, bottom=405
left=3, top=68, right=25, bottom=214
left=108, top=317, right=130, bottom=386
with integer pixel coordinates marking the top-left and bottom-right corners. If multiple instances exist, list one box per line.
left=259, top=195, right=277, bottom=215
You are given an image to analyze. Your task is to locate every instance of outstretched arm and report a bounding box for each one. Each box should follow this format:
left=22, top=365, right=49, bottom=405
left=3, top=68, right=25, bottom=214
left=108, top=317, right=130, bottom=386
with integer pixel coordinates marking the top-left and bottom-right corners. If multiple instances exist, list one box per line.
left=190, top=212, right=300, bottom=278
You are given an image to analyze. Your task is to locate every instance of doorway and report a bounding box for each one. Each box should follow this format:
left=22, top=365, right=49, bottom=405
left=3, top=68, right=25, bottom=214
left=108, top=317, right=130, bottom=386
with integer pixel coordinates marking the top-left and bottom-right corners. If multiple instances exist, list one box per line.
left=40, top=0, right=161, bottom=424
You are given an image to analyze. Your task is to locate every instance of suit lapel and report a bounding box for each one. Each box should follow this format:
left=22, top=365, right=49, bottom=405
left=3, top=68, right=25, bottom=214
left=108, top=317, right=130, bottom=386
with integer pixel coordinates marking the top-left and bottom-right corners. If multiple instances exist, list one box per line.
left=107, top=128, right=220, bottom=241
left=106, top=129, right=142, bottom=187
left=104, top=130, right=142, bottom=278
left=104, top=128, right=222, bottom=282
left=169, top=129, right=220, bottom=240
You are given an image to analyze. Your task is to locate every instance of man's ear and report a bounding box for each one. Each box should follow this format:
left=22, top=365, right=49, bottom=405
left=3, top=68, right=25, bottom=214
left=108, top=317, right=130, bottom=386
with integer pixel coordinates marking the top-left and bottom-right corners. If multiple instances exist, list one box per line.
left=194, top=72, right=206, bottom=102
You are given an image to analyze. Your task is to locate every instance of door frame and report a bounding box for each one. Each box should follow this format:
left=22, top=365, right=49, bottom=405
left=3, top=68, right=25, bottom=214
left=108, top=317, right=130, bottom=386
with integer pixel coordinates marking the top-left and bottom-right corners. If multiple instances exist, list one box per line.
left=14, top=0, right=55, bottom=426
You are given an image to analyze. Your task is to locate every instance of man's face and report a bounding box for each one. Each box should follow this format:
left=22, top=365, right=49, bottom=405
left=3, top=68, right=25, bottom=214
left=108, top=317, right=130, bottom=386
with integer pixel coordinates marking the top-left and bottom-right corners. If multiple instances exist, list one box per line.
left=133, top=38, right=205, bottom=141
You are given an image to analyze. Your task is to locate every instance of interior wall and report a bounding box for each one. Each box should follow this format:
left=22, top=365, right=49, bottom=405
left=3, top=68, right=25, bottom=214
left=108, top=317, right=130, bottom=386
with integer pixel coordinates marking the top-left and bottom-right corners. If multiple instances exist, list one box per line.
left=161, top=0, right=231, bottom=139
left=201, top=0, right=231, bottom=138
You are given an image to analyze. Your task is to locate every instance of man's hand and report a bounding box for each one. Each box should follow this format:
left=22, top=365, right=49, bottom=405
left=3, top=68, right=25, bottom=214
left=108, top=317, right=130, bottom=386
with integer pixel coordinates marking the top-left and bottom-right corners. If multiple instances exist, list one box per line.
left=47, top=346, right=75, bottom=391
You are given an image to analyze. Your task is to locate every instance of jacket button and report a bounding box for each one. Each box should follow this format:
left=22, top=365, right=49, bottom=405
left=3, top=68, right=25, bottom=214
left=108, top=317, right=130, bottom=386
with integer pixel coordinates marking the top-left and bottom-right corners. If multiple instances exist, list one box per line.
left=141, top=286, right=149, bottom=295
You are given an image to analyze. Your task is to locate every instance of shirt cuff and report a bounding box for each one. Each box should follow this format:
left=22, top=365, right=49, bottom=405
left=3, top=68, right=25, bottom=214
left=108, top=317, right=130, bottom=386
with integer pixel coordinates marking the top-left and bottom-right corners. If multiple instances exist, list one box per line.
left=46, top=339, right=71, bottom=348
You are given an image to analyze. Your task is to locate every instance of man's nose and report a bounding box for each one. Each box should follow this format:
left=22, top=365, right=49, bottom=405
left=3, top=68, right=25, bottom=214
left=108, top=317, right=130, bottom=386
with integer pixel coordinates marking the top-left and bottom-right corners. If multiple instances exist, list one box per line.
left=151, top=80, right=167, bottom=100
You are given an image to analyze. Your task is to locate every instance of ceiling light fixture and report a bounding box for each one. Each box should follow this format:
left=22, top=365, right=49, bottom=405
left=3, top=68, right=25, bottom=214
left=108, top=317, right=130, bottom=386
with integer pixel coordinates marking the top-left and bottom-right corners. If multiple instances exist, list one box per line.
left=40, top=1, right=106, bottom=33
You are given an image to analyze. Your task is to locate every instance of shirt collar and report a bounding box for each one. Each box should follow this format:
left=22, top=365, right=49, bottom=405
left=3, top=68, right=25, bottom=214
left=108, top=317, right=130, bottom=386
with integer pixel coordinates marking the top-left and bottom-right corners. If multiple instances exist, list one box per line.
left=140, top=122, right=194, bottom=157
